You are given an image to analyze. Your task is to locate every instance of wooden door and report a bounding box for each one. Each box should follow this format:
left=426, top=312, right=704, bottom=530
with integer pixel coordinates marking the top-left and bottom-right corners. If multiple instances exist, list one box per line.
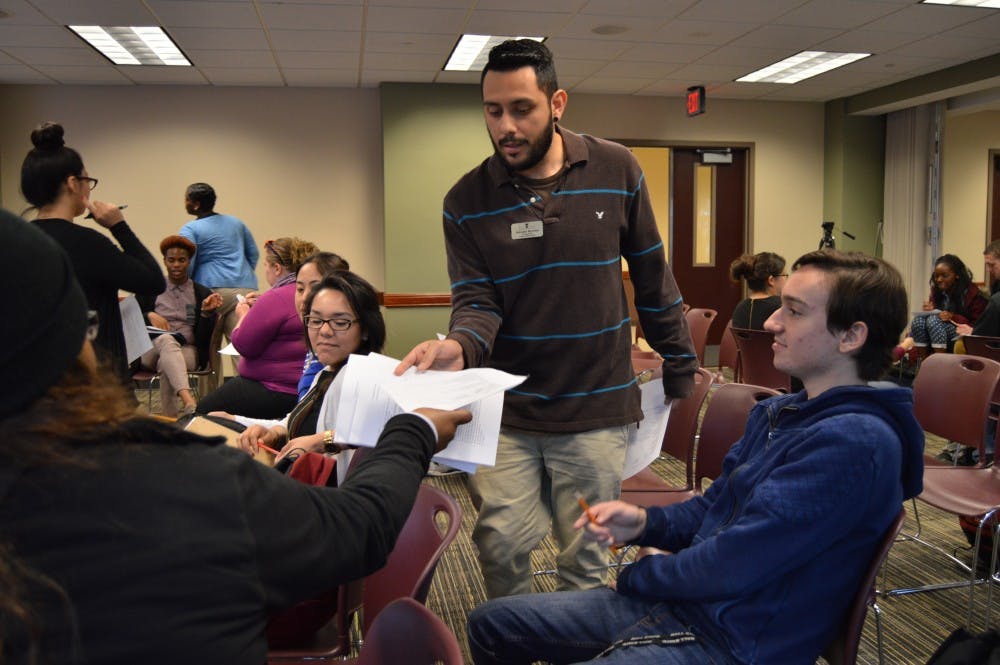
left=671, top=148, right=748, bottom=344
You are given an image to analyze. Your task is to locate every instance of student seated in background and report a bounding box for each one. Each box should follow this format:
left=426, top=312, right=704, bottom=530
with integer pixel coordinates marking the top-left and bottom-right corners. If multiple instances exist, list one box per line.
left=728, top=251, right=786, bottom=329
left=197, top=236, right=318, bottom=419
left=210, top=272, right=385, bottom=469
left=468, top=250, right=924, bottom=665
left=137, top=235, right=223, bottom=417
left=0, top=209, right=472, bottom=664
left=904, top=254, right=986, bottom=354
left=292, top=251, right=351, bottom=399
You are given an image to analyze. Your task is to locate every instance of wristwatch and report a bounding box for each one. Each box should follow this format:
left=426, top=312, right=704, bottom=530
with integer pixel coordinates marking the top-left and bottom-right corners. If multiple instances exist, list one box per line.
left=322, top=430, right=339, bottom=454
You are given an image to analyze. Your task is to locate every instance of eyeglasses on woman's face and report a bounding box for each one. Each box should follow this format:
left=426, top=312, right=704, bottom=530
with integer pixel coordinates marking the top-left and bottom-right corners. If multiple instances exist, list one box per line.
left=304, top=316, right=358, bottom=332
left=75, top=175, right=98, bottom=191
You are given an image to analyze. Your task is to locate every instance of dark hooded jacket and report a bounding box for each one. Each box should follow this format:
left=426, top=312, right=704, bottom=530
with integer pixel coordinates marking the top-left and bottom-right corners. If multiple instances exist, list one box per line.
left=617, top=384, right=924, bottom=664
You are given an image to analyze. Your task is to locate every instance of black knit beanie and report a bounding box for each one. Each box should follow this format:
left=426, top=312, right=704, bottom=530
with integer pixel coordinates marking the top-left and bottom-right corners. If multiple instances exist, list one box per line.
left=0, top=208, right=88, bottom=419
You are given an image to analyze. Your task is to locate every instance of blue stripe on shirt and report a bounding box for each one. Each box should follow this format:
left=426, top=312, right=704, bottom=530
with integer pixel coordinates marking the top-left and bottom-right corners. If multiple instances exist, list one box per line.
left=509, top=376, right=638, bottom=400
left=494, top=256, right=620, bottom=285
left=450, top=201, right=533, bottom=226
left=498, top=318, right=630, bottom=341
left=636, top=296, right=684, bottom=313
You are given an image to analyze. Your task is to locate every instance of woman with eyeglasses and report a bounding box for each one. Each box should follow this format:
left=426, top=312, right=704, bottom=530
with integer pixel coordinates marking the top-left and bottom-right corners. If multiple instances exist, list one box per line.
left=196, top=236, right=318, bottom=419
left=20, top=121, right=165, bottom=378
left=729, top=251, right=787, bottom=330
left=234, top=272, right=386, bottom=464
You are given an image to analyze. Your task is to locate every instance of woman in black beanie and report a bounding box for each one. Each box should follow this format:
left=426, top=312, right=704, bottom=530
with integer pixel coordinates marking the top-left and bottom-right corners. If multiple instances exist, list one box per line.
left=20, top=121, right=165, bottom=379
left=0, top=209, right=470, bottom=664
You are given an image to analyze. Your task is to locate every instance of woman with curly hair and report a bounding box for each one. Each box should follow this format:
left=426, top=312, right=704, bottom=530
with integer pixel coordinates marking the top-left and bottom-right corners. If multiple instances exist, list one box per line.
left=907, top=254, right=987, bottom=352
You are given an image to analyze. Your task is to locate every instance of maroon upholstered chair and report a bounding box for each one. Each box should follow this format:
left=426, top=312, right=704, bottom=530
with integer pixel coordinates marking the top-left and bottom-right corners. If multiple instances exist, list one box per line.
left=349, top=597, right=463, bottom=665
left=684, top=307, right=718, bottom=366
left=730, top=327, right=792, bottom=393
left=630, top=382, right=779, bottom=508
left=824, top=508, right=906, bottom=665
left=714, top=319, right=740, bottom=383
left=621, top=367, right=714, bottom=500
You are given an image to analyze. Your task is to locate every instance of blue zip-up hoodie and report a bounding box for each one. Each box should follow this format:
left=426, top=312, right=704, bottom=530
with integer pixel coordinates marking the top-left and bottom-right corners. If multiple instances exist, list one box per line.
left=616, top=384, right=924, bottom=664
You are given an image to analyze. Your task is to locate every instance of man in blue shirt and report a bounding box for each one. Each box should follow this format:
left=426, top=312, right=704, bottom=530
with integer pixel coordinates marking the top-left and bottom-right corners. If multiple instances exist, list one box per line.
left=179, top=182, right=258, bottom=337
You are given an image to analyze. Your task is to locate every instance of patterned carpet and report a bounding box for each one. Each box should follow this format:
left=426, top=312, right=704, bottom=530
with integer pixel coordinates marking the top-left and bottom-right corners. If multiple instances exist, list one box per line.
left=423, top=437, right=998, bottom=665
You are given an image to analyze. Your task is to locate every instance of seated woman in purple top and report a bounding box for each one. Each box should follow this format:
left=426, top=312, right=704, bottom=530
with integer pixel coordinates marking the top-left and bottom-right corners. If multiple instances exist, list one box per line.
left=197, top=237, right=318, bottom=419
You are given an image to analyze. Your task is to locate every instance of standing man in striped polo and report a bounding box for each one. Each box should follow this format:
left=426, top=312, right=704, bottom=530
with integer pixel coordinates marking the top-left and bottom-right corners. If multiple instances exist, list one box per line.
left=396, top=39, right=697, bottom=599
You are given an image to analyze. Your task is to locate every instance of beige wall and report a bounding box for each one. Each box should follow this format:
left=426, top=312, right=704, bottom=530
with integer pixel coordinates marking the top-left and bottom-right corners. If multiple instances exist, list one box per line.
left=0, top=84, right=385, bottom=289
left=942, top=109, right=1000, bottom=283
left=566, top=94, right=827, bottom=263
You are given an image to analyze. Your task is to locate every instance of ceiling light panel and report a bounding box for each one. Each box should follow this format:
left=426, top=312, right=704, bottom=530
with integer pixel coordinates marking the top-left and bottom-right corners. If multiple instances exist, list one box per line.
left=921, top=0, right=1000, bottom=7
left=69, top=26, right=190, bottom=66
left=444, top=34, right=545, bottom=72
left=737, top=51, right=870, bottom=84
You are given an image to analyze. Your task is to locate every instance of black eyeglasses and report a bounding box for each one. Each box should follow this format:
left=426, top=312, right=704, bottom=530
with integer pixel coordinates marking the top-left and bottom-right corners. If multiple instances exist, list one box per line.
left=75, top=175, right=98, bottom=191
left=304, top=316, right=358, bottom=332
left=86, top=310, right=99, bottom=341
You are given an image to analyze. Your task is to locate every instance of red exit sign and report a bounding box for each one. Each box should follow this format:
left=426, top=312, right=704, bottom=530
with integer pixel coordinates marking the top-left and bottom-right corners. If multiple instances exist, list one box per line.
left=686, top=86, right=705, bottom=117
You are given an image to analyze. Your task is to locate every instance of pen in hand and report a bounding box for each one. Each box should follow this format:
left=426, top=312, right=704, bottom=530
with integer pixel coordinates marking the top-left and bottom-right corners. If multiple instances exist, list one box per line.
left=85, top=204, right=127, bottom=220
left=576, top=492, right=620, bottom=554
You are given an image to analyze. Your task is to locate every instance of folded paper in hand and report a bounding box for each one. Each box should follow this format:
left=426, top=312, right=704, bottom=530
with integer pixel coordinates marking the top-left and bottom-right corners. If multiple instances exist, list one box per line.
left=333, top=353, right=526, bottom=474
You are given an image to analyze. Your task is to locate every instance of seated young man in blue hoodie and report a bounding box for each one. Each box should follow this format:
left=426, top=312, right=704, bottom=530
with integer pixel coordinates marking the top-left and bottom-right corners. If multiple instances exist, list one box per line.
left=467, top=250, right=925, bottom=665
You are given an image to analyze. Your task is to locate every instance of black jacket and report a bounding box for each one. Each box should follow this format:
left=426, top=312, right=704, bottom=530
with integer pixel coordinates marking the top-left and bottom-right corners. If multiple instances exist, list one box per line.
left=0, top=414, right=436, bottom=664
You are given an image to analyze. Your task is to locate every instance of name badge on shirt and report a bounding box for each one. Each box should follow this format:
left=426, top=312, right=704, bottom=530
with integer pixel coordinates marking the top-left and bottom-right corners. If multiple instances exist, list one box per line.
left=511, top=220, right=543, bottom=240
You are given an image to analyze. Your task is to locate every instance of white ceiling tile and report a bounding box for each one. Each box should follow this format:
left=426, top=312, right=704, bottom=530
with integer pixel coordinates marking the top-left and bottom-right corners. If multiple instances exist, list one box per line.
left=695, top=45, right=793, bottom=67
left=581, top=0, right=691, bottom=18
left=555, top=58, right=611, bottom=77
left=889, top=34, right=1000, bottom=61
left=594, top=59, right=680, bottom=78
left=200, top=67, right=284, bottom=85
left=863, top=4, right=994, bottom=34
left=727, top=24, right=842, bottom=50
left=185, top=49, right=276, bottom=68
left=118, top=65, right=209, bottom=84
left=634, top=78, right=699, bottom=95
left=571, top=75, right=651, bottom=93
left=365, top=6, right=468, bottom=34
left=277, top=51, right=359, bottom=68
left=662, top=62, right=754, bottom=83
left=285, top=68, right=359, bottom=87
left=653, top=19, right=759, bottom=45
left=0, top=25, right=82, bottom=48
left=773, top=0, right=901, bottom=30
left=361, top=69, right=437, bottom=85
left=268, top=30, right=362, bottom=52
left=464, top=10, right=572, bottom=35
left=0, top=63, right=54, bottom=83
left=28, top=0, right=156, bottom=25
left=1, top=46, right=106, bottom=66
left=815, top=29, right=921, bottom=54
left=36, top=65, right=134, bottom=84
left=543, top=37, right=633, bottom=59
left=847, top=52, right=951, bottom=76
left=557, top=13, right=672, bottom=40
left=363, top=32, right=457, bottom=54
left=257, top=3, right=363, bottom=30
left=169, top=27, right=270, bottom=50
left=0, top=0, right=53, bottom=25
left=619, top=42, right=715, bottom=63
left=147, top=1, right=261, bottom=29
left=477, top=0, right=585, bottom=10
left=678, top=0, right=810, bottom=23
left=364, top=51, right=444, bottom=70
left=944, top=12, right=1000, bottom=39
left=366, top=0, right=469, bottom=6
left=0, top=50, right=17, bottom=65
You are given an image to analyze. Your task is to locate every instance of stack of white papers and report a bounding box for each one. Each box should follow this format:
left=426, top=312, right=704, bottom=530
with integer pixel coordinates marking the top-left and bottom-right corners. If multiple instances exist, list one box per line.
left=333, top=353, right=526, bottom=473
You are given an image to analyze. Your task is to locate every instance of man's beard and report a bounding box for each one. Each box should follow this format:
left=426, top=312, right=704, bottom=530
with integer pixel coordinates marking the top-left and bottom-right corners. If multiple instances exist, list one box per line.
left=494, top=117, right=555, bottom=174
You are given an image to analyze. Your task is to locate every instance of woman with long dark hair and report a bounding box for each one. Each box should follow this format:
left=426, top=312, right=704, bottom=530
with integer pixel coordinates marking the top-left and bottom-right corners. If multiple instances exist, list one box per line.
left=20, top=122, right=164, bottom=378
left=907, top=254, right=987, bottom=352
left=0, top=210, right=469, bottom=664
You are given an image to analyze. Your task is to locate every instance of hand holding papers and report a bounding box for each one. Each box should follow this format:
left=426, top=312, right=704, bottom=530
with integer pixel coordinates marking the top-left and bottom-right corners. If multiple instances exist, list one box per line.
left=621, top=378, right=673, bottom=479
left=334, top=353, right=525, bottom=473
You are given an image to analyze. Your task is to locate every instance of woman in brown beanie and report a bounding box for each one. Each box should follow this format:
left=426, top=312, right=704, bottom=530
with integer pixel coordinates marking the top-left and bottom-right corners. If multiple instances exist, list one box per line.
left=0, top=209, right=470, bottom=664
